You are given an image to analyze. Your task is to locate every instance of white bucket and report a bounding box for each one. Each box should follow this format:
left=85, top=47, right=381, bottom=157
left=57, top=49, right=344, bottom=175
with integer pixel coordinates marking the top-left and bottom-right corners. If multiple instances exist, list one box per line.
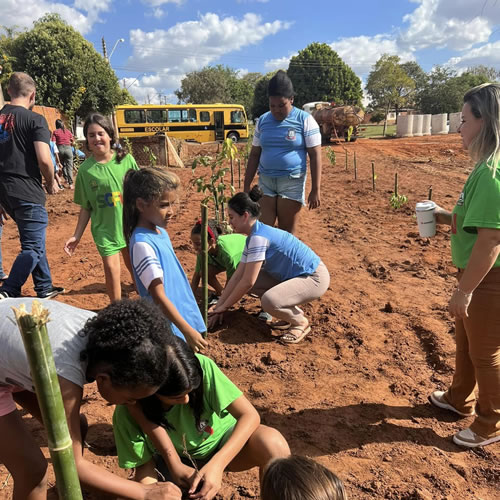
left=415, top=201, right=437, bottom=237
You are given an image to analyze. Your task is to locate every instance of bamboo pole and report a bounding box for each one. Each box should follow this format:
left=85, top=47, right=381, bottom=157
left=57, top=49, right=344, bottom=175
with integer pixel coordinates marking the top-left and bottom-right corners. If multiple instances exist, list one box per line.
left=354, top=151, right=357, bottom=180
left=371, top=161, right=376, bottom=192
left=345, top=151, right=348, bottom=171
left=428, top=186, right=433, bottom=200
left=13, top=302, right=83, bottom=500
left=238, top=159, right=241, bottom=189
left=201, top=205, right=209, bottom=330
left=394, top=172, right=398, bottom=197
left=230, top=158, right=234, bottom=187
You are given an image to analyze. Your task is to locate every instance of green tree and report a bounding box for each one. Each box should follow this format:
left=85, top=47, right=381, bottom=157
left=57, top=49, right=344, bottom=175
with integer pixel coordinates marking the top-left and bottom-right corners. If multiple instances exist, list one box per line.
left=5, top=14, right=122, bottom=118
left=117, top=87, right=137, bottom=105
left=366, top=54, right=415, bottom=134
left=466, top=65, right=500, bottom=82
left=287, top=42, right=362, bottom=108
left=251, top=71, right=278, bottom=119
left=0, top=26, right=22, bottom=101
left=400, top=60, right=428, bottom=108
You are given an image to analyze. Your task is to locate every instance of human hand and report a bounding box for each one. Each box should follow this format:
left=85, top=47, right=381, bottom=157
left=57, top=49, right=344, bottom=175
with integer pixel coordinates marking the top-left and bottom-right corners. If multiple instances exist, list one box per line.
left=188, top=461, right=223, bottom=500
left=449, top=287, right=473, bottom=319
left=46, top=180, right=58, bottom=195
left=0, top=205, right=8, bottom=225
left=143, top=481, right=182, bottom=499
left=308, top=189, right=321, bottom=210
left=64, top=236, right=80, bottom=256
left=186, top=329, right=209, bottom=353
left=169, top=463, right=199, bottom=490
left=207, top=305, right=225, bottom=329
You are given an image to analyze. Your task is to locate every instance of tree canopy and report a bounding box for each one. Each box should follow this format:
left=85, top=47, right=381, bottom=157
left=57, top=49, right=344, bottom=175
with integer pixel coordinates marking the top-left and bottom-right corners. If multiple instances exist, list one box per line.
left=251, top=70, right=278, bottom=119
left=287, top=43, right=362, bottom=108
left=1, top=15, right=132, bottom=118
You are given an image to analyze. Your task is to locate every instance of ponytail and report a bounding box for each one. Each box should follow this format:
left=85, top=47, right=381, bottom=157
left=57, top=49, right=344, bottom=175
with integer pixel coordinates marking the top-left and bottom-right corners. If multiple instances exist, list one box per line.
left=228, top=185, right=262, bottom=218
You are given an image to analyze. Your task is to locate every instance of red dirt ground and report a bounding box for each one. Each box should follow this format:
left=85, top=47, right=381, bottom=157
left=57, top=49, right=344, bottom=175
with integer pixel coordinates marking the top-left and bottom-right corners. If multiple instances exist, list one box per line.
left=1, top=135, right=499, bottom=499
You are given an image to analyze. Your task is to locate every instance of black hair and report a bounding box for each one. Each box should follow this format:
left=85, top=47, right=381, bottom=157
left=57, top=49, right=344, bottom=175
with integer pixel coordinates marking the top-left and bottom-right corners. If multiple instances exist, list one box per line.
left=80, top=299, right=174, bottom=388
left=122, top=167, right=180, bottom=243
left=228, top=185, right=262, bottom=218
left=191, top=219, right=223, bottom=243
left=83, top=112, right=127, bottom=163
left=55, top=119, right=65, bottom=131
left=139, top=336, right=204, bottom=431
left=268, top=70, right=294, bottom=99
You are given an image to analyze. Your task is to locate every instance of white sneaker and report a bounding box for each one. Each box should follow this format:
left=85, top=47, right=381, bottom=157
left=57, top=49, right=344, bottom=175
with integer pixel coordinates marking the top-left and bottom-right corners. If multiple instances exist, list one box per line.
left=429, top=390, right=475, bottom=417
left=453, top=428, right=500, bottom=448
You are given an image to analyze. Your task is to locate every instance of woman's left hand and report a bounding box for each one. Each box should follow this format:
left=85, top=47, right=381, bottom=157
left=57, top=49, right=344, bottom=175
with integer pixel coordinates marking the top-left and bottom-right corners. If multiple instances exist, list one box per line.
left=188, top=461, right=223, bottom=500
left=449, top=288, right=473, bottom=319
left=308, top=189, right=321, bottom=209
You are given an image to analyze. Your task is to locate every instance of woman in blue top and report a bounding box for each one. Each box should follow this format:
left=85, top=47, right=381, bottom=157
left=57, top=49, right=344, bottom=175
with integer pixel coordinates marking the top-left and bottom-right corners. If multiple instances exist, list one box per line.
left=208, top=186, right=330, bottom=343
left=243, top=70, right=322, bottom=235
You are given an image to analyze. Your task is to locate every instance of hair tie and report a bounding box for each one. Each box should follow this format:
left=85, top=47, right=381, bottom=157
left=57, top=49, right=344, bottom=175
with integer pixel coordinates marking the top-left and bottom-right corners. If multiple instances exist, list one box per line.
left=197, top=219, right=215, bottom=241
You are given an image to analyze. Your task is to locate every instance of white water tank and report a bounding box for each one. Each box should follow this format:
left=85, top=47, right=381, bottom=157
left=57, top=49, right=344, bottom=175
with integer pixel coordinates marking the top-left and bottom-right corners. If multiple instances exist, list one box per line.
left=412, top=115, right=423, bottom=137
left=449, top=112, right=462, bottom=134
left=397, top=114, right=414, bottom=137
left=431, top=113, right=448, bottom=135
left=422, top=114, right=431, bottom=135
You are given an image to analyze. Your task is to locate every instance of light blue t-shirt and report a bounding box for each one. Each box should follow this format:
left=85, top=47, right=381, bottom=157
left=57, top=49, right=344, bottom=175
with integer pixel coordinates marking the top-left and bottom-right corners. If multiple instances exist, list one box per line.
left=253, top=107, right=321, bottom=177
left=129, top=227, right=206, bottom=340
left=239, top=220, right=320, bottom=281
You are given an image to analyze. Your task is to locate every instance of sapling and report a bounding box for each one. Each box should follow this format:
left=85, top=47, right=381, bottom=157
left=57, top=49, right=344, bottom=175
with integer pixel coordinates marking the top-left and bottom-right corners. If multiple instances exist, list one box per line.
left=326, top=147, right=336, bottom=166
left=143, top=145, right=157, bottom=168
left=389, top=172, right=408, bottom=209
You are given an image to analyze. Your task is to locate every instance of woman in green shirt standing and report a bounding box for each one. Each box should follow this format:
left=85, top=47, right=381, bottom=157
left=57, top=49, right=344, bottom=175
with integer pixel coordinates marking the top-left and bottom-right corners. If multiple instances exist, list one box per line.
left=426, top=83, right=500, bottom=448
left=64, top=113, right=139, bottom=302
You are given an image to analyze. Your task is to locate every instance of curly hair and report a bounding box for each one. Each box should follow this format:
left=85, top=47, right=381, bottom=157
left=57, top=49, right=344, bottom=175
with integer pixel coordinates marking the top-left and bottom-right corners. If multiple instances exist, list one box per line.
left=80, top=299, right=174, bottom=388
left=139, top=336, right=204, bottom=431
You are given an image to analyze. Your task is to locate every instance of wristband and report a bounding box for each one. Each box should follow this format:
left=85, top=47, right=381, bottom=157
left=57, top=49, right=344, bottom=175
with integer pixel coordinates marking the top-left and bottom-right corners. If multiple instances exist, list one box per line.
left=456, top=287, right=473, bottom=298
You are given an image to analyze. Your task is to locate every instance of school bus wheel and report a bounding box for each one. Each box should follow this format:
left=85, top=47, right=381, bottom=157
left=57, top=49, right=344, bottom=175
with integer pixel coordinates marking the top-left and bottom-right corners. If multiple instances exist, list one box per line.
left=227, top=132, right=239, bottom=143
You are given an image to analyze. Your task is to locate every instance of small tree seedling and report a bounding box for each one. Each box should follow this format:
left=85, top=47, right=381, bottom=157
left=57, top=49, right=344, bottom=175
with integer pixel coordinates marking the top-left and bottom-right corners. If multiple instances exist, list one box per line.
left=143, top=145, right=157, bottom=168
left=389, top=172, right=408, bottom=209
left=326, top=147, right=336, bottom=166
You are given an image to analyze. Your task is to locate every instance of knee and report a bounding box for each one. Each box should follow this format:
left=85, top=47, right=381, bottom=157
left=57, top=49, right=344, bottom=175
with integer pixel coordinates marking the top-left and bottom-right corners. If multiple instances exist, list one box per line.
left=252, top=426, right=290, bottom=465
left=14, top=457, right=48, bottom=495
left=260, top=293, right=274, bottom=313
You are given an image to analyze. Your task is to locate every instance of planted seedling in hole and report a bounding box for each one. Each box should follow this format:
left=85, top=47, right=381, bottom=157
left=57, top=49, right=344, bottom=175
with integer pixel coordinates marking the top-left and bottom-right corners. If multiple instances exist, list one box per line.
left=143, top=145, right=157, bottom=168
left=389, top=173, right=408, bottom=209
left=326, top=147, right=336, bottom=166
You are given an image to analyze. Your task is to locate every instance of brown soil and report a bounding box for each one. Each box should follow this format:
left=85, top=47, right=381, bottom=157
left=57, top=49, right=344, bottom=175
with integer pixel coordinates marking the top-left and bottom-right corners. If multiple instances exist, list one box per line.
left=1, top=135, right=499, bottom=499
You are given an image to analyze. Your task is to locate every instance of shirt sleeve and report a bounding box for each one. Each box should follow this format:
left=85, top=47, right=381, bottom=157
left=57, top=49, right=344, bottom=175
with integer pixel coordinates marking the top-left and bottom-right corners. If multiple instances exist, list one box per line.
left=303, top=114, right=321, bottom=148
left=127, top=154, right=140, bottom=171
left=252, top=117, right=261, bottom=147
left=53, top=143, right=59, bottom=154
left=132, top=241, right=164, bottom=290
left=32, top=115, right=50, bottom=144
left=239, top=235, right=269, bottom=263
left=73, top=165, right=92, bottom=210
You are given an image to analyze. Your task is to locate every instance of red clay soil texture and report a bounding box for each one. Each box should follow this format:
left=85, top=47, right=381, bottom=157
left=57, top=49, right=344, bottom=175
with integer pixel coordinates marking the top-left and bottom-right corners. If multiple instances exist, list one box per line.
left=0, top=135, right=498, bottom=500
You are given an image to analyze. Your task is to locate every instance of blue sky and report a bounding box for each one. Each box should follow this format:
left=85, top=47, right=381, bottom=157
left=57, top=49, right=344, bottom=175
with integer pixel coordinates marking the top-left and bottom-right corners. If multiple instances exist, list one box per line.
left=3, top=0, right=500, bottom=104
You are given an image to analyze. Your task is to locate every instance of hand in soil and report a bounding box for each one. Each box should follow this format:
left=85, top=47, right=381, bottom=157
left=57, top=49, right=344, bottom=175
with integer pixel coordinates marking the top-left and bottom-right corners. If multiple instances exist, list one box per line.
left=187, top=461, right=223, bottom=499
left=143, top=481, right=182, bottom=499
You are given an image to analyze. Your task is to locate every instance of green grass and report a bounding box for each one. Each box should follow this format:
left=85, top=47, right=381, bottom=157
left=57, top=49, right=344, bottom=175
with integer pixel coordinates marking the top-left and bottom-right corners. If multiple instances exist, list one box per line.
left=359, top=124, right=396, bottom=138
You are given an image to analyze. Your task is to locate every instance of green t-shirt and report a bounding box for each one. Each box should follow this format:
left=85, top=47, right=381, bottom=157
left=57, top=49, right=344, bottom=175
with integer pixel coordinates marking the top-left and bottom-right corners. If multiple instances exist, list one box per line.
left=451, top=161, right=500, bottom=269
left=113, top=354, right=242, bottom=469
left=194, top=233, right=246, bottom=279
left=73, top=153, right=139, bottom=256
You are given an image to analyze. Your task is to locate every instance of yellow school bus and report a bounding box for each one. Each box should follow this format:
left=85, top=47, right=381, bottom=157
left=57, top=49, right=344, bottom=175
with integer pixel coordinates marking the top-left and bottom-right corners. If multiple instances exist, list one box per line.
left=115, top=104, right=249, bottom=143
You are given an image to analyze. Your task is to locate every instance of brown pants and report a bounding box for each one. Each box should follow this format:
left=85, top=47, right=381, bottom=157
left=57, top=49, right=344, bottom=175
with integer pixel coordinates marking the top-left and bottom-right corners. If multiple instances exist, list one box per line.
left=250, top=261, right=330, bottom=326
left=445, top=267, right=500, bottom=438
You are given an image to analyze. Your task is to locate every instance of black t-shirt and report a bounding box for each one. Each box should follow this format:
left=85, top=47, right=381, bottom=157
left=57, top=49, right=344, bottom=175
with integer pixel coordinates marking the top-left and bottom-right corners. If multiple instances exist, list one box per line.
left=0, top=104, right=50, bottom=205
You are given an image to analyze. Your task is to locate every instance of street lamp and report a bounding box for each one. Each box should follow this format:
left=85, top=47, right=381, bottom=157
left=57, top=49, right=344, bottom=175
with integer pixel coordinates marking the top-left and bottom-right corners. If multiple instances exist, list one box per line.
left=109, top=38, right=125, bottom=62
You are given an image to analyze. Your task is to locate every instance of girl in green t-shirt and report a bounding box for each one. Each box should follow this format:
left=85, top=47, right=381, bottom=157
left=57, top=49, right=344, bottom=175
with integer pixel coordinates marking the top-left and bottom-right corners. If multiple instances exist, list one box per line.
left=113, top=337, right=290, bottom=499
left=190, top=219, right=246, bottom=298
left=64, top=113, right=138, bottom=303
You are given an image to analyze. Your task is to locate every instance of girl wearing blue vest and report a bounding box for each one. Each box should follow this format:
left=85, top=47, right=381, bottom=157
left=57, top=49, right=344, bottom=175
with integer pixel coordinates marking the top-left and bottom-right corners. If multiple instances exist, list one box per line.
left=208, top=186, right=330, bottom=343
left=123, top=167, right=208, bottom=353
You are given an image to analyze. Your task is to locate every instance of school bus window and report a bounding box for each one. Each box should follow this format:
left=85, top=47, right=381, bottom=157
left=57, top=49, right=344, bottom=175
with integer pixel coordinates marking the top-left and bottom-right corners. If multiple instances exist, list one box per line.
left=168, top=110, right=181, bottom=122
left=200, top=111, right=210, bottom=122
left=147, top=109, right=167, bottom=123
left=125, top=109, right=145, bottom=124
left=230, top=110, right=244, bottom=123
left=179, top=109, right=197, bottom=122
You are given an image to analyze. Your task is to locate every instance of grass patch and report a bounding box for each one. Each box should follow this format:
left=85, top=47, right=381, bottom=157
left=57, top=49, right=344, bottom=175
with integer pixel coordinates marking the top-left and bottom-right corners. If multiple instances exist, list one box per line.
left=359, top=124, right=396, bottom=138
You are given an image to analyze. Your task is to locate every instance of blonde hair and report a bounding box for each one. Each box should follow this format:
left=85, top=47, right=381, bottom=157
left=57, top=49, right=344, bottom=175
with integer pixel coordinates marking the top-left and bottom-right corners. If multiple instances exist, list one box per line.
left=463, top=82, right=500, bottom=176
left=122, top=167, right=180, bottom=242
left=261, top=456, right=347, bottom=500
left=8, top=72, right=36, bottom=98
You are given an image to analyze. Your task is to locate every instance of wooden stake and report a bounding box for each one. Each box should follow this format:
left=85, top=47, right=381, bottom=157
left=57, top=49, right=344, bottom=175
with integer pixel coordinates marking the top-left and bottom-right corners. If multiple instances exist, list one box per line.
left=230, top=157, right=234, bottom=187
left=238, top=159, right=241, bottom=189
left=201, top=204, right=209, bottom=330
left=13, top=302, right=83, bottom=500
left=394, top=172, right=398, bottom=197
left=372, top=161, right=376, bottom=191
left=354, top=151, right=357, bottom=180
left=428, top=186, right=433, bottom=200
left=345, top=151, right=348, bottom=171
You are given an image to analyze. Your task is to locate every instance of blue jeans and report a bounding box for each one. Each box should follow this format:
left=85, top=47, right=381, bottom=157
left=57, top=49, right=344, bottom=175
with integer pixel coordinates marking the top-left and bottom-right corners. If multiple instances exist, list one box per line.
left=0, top=224, right=6, bottom=278
left=0, top=200, right=53, bottom=296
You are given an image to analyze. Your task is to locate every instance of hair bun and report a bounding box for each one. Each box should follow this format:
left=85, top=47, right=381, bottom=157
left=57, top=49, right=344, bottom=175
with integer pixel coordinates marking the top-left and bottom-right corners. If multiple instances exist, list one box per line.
left=249, top=185, right=263, bottom=203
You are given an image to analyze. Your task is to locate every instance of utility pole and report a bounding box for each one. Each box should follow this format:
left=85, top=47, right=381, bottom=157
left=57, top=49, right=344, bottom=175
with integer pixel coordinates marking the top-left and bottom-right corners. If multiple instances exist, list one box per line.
left=102, top=37, right=108, bottom=61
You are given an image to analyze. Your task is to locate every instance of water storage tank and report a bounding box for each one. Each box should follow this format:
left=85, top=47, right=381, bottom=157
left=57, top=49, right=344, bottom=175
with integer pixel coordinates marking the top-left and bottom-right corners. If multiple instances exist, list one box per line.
left=449, top=112, right=462, bottom=134
left=431, top=113, right=448, bottom=135
left=412, top=115, right=423, bottom=137
left=422, top=114, right=432, bottom=135
left=397, top=114, right=414, bottom=137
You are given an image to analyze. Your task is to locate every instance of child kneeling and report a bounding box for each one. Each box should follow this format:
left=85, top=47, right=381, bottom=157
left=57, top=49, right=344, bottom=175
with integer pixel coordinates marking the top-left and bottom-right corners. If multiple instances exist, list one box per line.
left=113, top=337, right=290, bottom=499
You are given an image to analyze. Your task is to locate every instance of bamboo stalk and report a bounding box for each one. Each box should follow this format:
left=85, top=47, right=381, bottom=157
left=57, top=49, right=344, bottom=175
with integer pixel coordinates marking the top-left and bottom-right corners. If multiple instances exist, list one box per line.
left=238, top=159, right=241, bottom=189
left=371, top=161, right=376, bottom=192
left=345, top=151, right=348, bottom=171
left=428, top=186, right=433, bottom=200
left=13, top=302, right=83, bottom=500
left=394, top=172, right=398, bottom=197
left=230, top=158, right=234, bottom=187
left=354, top=151, right=357, bottom=180
left=201, top=204, right=209, bottom=330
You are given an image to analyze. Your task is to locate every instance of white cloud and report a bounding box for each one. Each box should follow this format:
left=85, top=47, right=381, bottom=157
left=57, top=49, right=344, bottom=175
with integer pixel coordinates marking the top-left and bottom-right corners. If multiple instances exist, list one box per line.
left=152, top=8, right=165, bottom=18
left=236, top=68, right=249, bottom=78
left=399, top=0, right=494, bottom=51
left=141, top=0, right=184, bottom=6
left=1, top=0, right=112, bottom=35
left=265, top=53, right=296, bottom=71
left=446, top=40, right=500, bottom=71
left=126, top=13, right=291, bottom=94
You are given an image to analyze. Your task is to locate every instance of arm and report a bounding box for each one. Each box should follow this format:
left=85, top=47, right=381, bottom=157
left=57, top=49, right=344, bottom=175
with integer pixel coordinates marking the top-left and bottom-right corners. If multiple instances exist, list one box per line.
left=34, top=141, right=56, bottom=194
left=188, top=395, right=260, bottom=499
left=449, top=227, right=500, bottom=318
left=434, top=205, right=452, bottom=226
left=60, top=378, right=181, bottom=500
left=191, top=270, right=201, bottom=295
left=306, top=145, right=321, bottom=209
left=149, top=279, right=208, bottom=351
left=243, top=146, right=261, bottom=192
left=64, top=207, right=91, bottom=256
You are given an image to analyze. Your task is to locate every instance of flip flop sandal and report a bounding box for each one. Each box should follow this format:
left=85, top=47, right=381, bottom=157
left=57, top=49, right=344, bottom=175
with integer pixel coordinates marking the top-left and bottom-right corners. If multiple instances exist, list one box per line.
left=280, top=325, right=311, bottom=344
left=270, top=320, right=292, bottom=331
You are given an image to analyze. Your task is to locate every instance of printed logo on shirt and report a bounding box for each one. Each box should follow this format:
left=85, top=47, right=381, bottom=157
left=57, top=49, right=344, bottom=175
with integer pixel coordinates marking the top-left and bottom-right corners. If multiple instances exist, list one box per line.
left=97, top=191, right=123, bottom=208
left=0, top=113, right=15, bottom=144
left=456, top=191, right=465, bottom=206
left=286, top=128, right=296, bottom=141
left=90, top=180, right=98, bottom=191
left=197, top=419, right=214, bottom=439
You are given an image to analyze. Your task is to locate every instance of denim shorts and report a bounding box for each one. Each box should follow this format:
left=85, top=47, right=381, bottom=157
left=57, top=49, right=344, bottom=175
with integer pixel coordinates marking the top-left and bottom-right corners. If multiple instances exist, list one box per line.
left=258, top=171, right=307, bottom=205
